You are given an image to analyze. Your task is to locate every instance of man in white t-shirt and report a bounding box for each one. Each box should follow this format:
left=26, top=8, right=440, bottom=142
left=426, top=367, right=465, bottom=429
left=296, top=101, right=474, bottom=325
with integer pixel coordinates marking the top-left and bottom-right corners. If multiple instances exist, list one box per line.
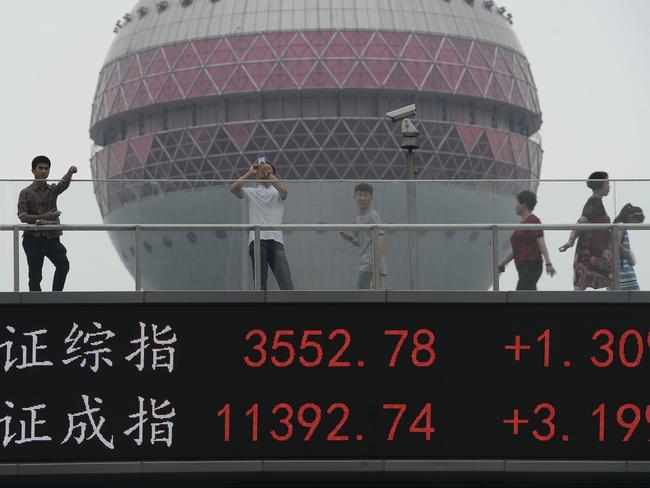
left=230, top=157, right=294, bottom=290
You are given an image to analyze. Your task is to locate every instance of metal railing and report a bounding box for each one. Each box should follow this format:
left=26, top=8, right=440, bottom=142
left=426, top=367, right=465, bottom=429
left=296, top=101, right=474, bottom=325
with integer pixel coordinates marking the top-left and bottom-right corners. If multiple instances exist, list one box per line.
left=2, top=223, right=647, bottom=292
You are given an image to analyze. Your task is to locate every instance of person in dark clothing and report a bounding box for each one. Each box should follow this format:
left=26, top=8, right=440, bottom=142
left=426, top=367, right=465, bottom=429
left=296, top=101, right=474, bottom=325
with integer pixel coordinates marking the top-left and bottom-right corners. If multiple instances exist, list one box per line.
left=498, top=190, right=556, bottom=290
left=559, top=171, right=611, bottom=290
left=17, top=156, right=77, bottom=291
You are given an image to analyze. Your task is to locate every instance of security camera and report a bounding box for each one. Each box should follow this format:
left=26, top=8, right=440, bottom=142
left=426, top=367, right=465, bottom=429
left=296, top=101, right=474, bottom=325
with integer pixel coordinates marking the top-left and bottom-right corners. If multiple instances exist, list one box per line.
left=401, top=118, right=419, bottom=138
left=386, top=104, right=416, bottom=123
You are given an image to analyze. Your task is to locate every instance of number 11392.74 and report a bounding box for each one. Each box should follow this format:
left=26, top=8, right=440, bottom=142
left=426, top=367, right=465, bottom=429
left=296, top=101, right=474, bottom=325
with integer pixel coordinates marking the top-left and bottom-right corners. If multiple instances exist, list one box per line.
left=216, top=402, right=435, bottom=443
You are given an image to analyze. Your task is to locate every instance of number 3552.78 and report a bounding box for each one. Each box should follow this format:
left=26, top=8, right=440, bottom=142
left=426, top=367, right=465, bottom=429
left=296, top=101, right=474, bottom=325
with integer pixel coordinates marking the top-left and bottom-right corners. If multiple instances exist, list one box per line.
left=243, top=329, right=436, bottom=368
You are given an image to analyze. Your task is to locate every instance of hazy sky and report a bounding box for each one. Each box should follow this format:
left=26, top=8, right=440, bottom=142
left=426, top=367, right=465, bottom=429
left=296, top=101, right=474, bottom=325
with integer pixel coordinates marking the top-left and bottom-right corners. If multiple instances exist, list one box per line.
left=508, top=0, right=650, bottom=180
left=0, top=0, right=649, bottom=292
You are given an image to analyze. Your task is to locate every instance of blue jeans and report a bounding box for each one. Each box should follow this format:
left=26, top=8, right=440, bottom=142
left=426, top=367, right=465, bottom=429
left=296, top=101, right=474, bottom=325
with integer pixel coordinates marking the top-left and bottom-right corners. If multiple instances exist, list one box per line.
left=357, top=271, right=373, bottom=290
left=357, top=271, right=387, bottom=290
left=249, top=240, right=294, bottom=290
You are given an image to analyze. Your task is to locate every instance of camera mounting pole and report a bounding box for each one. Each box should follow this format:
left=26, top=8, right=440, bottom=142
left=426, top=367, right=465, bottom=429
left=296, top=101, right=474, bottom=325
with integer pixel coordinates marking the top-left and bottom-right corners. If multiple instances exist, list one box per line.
left=400, top=118, right=420, bottom=291
left=387, top=105, right=420, bottom=290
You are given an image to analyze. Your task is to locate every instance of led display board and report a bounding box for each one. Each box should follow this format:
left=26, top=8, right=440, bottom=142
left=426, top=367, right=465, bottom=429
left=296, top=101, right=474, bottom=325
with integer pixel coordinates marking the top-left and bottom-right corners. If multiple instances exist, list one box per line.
left=2, top=302, right=649, bottom=462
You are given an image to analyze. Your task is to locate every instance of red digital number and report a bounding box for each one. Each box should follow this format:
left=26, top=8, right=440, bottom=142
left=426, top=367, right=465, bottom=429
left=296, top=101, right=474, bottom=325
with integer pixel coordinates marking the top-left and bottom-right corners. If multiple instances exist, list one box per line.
left=384, top=404, right=407, bottom=441
left=532, top=403, right=556, bottom=442
left=262, top=402, right=352, bottom=442
left=537, top=329, right=551, bottom=367
left=593, top=403, right=606, bottom=442
left=591, top=329, right=646, bottom=368
left=299, top=330, right=324, bottom=367
left=412, top=330, right=436, bottom=367
left=385, top=330, right=436, bottom=367
left=244, top=329, right=353, bottom=368
left=244, top=329, right=267, bottom=367
left=593, top=403, right=647, bottom=442
left=383, top=404, right=435, bottom=441
left=409, top=403, right=435, bottom=440
left=270, top=403, right=294, bottom=441
left=328, top=329, right=351, bottom=367
left=618, top=404, right=642, bottom=442
left=326, top=403, right=350, bottom=441
left=619, top=330, right=644, bottom=368
left=217, top=403, right=231, bottom=442
left=385, top=331, right=409, bottom=367
left=297, top=403, right=322, bottom=441
left=271, top=330, right=296, bottom=367
left=246, top=403, right=259, bottom=442
left=591, top=329, right=615, bottom=367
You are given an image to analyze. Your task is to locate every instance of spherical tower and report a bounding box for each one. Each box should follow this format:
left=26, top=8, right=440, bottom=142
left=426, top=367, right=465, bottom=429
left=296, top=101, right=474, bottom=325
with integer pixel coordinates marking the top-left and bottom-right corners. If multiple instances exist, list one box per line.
left=90, top=0, right=542, bottom=290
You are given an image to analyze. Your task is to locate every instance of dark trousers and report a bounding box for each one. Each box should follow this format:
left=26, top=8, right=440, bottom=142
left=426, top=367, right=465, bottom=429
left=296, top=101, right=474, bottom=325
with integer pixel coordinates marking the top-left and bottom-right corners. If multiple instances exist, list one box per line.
left=22, top=235, right=70, bottom=292
left=515, top=259, right=543, bottom=291
left=248, top=240, right=294, bottom=290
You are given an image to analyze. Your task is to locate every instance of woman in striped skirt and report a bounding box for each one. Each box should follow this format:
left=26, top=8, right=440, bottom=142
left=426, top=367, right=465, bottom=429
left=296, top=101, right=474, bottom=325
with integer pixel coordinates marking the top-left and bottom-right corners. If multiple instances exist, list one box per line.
left=612, top=204, right=644, bottom=290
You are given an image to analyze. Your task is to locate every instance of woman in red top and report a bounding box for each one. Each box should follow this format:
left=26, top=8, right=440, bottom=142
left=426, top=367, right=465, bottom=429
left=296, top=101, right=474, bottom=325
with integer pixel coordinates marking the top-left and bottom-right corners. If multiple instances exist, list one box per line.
left=498, top=191, right=556, bottom=290
left=559, top=172, right=611, bottom=290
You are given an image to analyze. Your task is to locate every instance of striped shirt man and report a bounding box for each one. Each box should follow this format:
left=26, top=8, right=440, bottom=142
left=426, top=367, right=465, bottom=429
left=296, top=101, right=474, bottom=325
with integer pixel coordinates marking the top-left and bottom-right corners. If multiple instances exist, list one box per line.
left=17, top=180, right=70, bottom=238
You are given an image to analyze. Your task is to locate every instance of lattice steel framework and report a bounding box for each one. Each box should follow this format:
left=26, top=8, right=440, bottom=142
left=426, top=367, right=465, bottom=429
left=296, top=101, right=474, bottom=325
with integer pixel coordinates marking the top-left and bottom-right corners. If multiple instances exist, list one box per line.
left=92, top=118, right=542, bottom=216
left=91, top=31, right=539, bottom=126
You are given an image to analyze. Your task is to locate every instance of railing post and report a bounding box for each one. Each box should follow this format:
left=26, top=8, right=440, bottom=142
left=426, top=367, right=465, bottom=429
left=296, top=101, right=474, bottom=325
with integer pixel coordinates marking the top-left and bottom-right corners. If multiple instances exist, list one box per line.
left=611, top=225, right=620, bottom=291
left=254, top=226, right=261, bottom=291
left=13, top=226, right=20, bottom=292
left=372, top=225, right=381, bottom=291
left=492, top=225, right=500, bottom=292
left=134, top=225, right=142, bottom=291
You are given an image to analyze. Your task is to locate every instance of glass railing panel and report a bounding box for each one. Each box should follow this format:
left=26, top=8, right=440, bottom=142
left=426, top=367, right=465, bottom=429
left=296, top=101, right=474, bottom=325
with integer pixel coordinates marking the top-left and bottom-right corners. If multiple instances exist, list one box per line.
left=138, top=229, right=251, bottom=291
left=283, top=229, right=358, bottom=291
left=94, top=179, right=143, bottom=225
left=410, top=229, right=496, bottom=291
left=0, top=230, right=14, bottom=292
left=0, top=179, right=648, bottom=292
left=418, top=180, right=499, bottom=224
left=128, top=180, right=246, bottom=291
left=0, top=180, right=22, bottom=229
left=354, top=228, right=497, bottom=291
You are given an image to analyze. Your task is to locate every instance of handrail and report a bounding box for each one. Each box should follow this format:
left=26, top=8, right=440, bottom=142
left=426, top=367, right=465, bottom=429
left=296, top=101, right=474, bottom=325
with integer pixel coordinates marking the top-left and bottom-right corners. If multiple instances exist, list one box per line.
left=3, top=223, right=649, bottom=231
left=2, top=178, right=650, bottom=183
left=3, top=223, right=645, bottom=292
